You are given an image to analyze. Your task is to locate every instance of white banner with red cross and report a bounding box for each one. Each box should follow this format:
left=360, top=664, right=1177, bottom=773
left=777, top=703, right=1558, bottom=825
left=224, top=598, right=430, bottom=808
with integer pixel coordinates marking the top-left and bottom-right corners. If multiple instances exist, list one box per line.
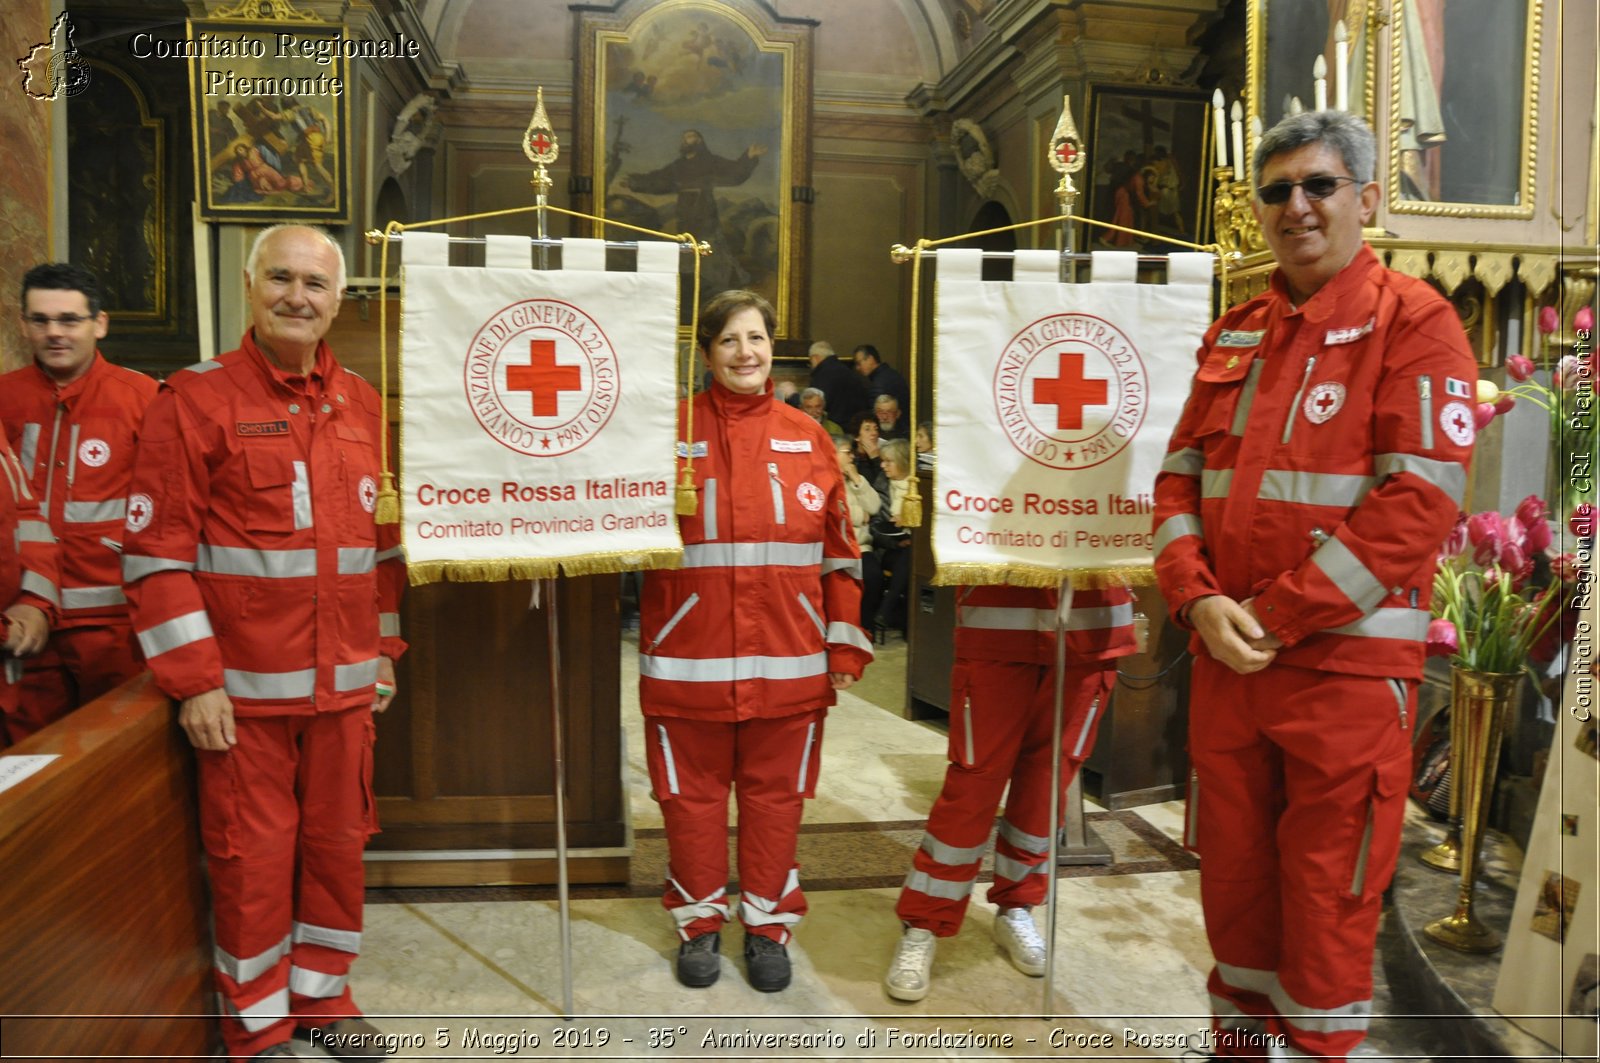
left=931, top=248, right=1213, bottom=585
left=398, top=233, right=683, bottom=583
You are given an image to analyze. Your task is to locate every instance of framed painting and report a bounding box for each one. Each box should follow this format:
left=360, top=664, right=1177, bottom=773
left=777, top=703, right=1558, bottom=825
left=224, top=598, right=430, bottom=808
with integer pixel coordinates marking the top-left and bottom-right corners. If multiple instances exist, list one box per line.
left=1085, top=86, right=1214, bottom=251
left=188, top=18, right=352, bottom=223
left=576, top=0, right=813, bottom=337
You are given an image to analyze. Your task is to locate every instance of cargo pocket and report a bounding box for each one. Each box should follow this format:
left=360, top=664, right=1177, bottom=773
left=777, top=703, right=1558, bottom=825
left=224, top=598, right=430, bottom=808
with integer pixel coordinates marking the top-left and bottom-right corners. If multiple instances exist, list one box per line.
left=361, top=715, right=380, bottom=838
left=243, top=447, right=300, bottom=533
left=198, top=747, right=243, bottom=859
left=1346, top=755, right=1411, bottom=900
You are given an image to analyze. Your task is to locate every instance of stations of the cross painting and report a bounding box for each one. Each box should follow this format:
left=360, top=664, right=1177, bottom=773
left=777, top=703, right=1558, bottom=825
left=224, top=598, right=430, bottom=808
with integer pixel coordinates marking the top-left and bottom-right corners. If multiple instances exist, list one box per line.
left=1032, top=352, right=1108, bottom=431
left=506, top=339, right=582, bottom=417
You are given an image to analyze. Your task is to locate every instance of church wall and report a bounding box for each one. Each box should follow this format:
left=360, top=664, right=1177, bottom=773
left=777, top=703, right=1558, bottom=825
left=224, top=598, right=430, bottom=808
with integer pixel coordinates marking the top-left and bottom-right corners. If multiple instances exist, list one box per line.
left=1, top=0, right=57, bottom=372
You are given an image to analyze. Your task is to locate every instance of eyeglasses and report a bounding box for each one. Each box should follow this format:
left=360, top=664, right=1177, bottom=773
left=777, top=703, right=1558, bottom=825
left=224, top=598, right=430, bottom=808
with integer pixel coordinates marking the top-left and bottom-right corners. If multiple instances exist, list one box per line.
left=1255, top=175, right=1360, bottom=206
left=23, top=313, right=93, bottom=330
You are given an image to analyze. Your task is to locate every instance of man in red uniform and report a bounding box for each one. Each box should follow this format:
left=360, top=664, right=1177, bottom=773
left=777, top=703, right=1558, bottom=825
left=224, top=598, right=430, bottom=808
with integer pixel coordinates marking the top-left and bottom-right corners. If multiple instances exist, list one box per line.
left=1, top=428, right=59, bottom=735
left=123, top=225, right=406, bottom=1062
left=640, top=290, right=873, bottom=992
left=884, top=583, right=1135, bottom=1000
left=0, top=264, right=157, bottom=743
left=1152, top=111, right=1476, bottom=1060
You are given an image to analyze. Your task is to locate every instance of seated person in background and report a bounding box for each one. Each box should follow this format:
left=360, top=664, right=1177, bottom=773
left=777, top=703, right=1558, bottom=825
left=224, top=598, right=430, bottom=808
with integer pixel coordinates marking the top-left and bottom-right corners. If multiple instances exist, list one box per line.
left=773, top=380, right=801, bottom=408
left=874, top=394, right=909, bottom=440
left=834, top=435, right=886, bottom=635
left=849, top=412, right=883, bottom=484
left=869, top=439, right=914, bottom=642
left=801, top=387, right=843, bottom=435
left=914, top=421, right=935, bottom=470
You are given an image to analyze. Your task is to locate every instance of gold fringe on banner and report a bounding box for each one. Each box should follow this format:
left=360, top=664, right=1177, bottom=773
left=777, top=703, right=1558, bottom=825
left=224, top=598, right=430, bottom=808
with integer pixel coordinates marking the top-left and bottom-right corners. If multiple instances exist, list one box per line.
left=408, top=559, right=563, bottom=586
left=562, top=548, right=684, bottom=577
left=931, top=563, right=1157, bottom=590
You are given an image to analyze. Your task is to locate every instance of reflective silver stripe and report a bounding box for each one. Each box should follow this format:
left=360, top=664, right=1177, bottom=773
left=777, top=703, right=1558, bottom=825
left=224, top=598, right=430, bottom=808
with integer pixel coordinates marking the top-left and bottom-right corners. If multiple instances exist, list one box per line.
left=667, top=879, right=728, bottom=931
left=703, top=478, right=718, bottom=539
left=224, top=667, right=316, bottom=700
left=994, top=852, right=1046, bottom=881
left=336, top=658, right=381, bottom=691
left=1201, top=468, right=1233, bottom=499
left=1216, top=961, right=1277, bottom=995
left=639, top=652, right=829, bottom=683
left=0, top=453, right=23, bottom=500
left=1308, top=536, right=1387, bottom=612
left=1153, top=513, right=1204, bottom=556
left=17, top=519, right=53, bottom=543
left=124, top=553, right=196, bottom=581
left=138, top=610, right=215, bottom=658
left=962, top=697, right=975, bottom=765
left=796, top=722, right=816, bottom=792
left=826, top=620, right=873, bottom=654
left=999, top=819, right=1049, bottom=854
left=1417, top=376, right=1434, bottom=450
left=1063, top=602, right=1134, bottom=631
left=903, top=868, right=974, bottom=901
left=648, top=592, right=700, bottom=650
left=288, top=966, right=348, bottom=999
left=198, top=544, right=317, bottom=579
left=822, top=555, right=863, bottom=579
left=19, top=423, right=40, bottom=476
left=1258, top=470, right=1376, bottom=508
left=962, top=606, right=1052, bottom=631
left=292, top=922, right=362, bottom=954
left=375, top=546, right=404, bottom=563
left=656, top=724, right=680, bottom=794
left=337, top=547, right=376, bottom=574
left=1072, top=695, right=1102, bottom=758
left=1350, top=802, right=1376, bottom=895
left=796, top=593, right=826, bottom=638
left=1186, top=772, right=1200, bottom=848
left=63, top=498, right=126, bottom=523
left=65, top=423, right=80, bottom=488
left=229, top=987, right=289, bottom=1032
left=680, top=542, right=822, bottom=568
left=379, top=612, right=402, bottom=638
left=291, top=461, right=313, bottom=530
left=61, top=585, right=127, bottom=610
left=180, top=359, right=226, bottom=376
left=1326, top=607, right=1431, bottom=641
left=768, top=463, right=786, bottom=525
left=739, top=869, right=802, bottom=928
left=214, top=934, right=290, bottom=984
left=1230, top=361, right=1265, bottom=436
left=919, top=831, right=989, bottom=866
left=1160, top=447, right=1203, bottom=477
left=20, top=570, right=59, bottom=606
left=1374, top=452, right=1467, bottom=506
left=1269, top=984, right=1373, bottom=1034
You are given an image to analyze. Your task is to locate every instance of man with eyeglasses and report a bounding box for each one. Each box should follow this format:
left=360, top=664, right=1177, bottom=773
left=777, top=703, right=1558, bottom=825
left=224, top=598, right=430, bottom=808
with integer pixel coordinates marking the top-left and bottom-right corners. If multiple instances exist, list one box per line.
left=0, top=264, right=157, bottom=744
left=1152, top=111, right=1476, bottom=1060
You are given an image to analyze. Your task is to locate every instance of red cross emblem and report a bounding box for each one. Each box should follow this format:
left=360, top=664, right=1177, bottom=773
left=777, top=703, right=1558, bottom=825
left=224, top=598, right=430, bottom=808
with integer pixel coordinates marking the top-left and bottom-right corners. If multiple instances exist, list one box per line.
left=358, top=475, right=377, bottom=513
left=506, top=339, right=583, bottom=417
left=126, top=492, right=153, bottom=532
left=1316, top=393, right=1337, bottom=414
left=1054, top=140, right=1077, bottom=166
left=1303, top=382, right=1346, bottom=425
left=796, top=481, right=825, bottom=512
left=78, top=438, right=110, bottom=467
left=1033, top=352, right=1108, bottom=431
left=1439, top=400, right=1476, bottom=446
left=528, top=131, right=553, bottom=155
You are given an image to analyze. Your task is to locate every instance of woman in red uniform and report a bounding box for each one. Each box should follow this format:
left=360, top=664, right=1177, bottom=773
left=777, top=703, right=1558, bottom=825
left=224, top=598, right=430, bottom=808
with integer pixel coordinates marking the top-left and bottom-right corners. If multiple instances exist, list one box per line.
left=638, top=290, right=873, bottom=992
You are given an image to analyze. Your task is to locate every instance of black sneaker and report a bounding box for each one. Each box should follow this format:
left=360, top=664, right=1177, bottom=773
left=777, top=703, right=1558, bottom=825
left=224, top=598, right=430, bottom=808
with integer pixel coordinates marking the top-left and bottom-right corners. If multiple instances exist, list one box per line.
left=676, top=932, right=721, bottom=987
left=743, top=934, right=791, bottom=992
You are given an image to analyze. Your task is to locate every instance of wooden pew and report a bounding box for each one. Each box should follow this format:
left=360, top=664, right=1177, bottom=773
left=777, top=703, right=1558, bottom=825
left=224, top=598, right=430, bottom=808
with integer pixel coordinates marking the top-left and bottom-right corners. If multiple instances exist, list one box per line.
left=0, top=674, right=214, bottom=1060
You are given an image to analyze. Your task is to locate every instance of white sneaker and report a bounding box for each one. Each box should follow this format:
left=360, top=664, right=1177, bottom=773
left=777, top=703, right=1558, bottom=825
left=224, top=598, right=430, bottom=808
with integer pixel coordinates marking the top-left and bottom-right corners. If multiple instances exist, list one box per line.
left=993, top=906, right=1047, bottom=976
left=884, top=927, right=937, bottom=1001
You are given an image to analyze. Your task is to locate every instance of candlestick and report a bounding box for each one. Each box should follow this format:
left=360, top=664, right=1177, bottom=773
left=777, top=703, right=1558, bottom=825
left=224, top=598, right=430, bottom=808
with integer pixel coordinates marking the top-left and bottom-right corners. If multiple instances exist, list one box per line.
left=1230, top=100, right=1244, bottom=182
left=1250, top=115, right=1263, bottom=179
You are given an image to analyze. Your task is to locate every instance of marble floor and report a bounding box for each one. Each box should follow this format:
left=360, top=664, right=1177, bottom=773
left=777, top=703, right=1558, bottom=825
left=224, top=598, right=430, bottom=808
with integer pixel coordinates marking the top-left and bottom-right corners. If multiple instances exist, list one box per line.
left=288, top=635, right=1450, bottom=1061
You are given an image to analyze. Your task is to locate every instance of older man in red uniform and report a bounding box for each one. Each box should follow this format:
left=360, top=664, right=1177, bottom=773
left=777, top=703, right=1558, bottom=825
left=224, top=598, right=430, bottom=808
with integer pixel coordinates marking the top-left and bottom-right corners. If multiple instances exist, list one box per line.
left=1, top=429, right=59, bottom=734
left=0, top=264, right=156, bottom=743
left=1153, top=111, right=1476, bottom=1060
left=123, top=225, right=405, bottom=1062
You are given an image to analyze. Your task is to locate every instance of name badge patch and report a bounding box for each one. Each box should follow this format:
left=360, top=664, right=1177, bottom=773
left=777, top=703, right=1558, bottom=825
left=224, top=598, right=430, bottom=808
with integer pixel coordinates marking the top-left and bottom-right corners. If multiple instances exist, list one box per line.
left=236, top=420, right=291, bottom=437
left=771, top=438, right=812, bottom=453
left=1324, top=318, right=1375, bottom=346
left=1216, top=329, right=1265, bottom=348
left=676, top=441, right=709, bottom=458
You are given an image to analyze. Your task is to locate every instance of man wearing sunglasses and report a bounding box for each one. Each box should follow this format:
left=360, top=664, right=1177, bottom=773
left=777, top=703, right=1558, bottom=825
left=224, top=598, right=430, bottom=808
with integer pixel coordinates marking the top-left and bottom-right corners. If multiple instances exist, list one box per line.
left=1153, top=111, right=1476, bottom=1060
left=0, top=264, right=157, bottom=744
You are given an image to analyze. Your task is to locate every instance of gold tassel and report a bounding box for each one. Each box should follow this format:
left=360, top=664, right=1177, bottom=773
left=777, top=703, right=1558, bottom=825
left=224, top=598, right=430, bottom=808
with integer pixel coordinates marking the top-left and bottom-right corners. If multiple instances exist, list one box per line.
left=675, top=468, right=698, bottom=515
left=900, top=477, right=923, bottom=528
left=375, top=471, right=400, bottom=525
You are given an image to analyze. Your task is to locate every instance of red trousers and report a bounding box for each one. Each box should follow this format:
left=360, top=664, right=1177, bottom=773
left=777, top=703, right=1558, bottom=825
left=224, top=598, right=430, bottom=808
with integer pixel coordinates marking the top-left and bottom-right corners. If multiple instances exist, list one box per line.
left=1189, top=657, right=1414, bottom=1062
left=199, top=708, right=377, bottom=1060
left=4, top=621, right=142, bottom=744
left=644, top=709, right=825, bottom=944
left=896, top=661, right=1113, bottom=936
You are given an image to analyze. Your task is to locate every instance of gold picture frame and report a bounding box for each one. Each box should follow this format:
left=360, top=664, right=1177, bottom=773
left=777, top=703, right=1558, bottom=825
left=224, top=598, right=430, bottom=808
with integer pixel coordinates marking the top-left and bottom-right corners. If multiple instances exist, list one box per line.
left=575, top=0, right=813, bottom=337
left=1248, top=0, right=1383, bottom=160
left=1085, top=85, right=1215, bottom=250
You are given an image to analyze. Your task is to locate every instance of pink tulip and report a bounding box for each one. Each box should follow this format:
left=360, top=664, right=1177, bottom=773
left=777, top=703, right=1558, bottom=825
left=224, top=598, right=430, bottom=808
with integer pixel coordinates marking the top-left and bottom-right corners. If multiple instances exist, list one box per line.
left=1440, top=514, right=1469, bottom=558
left=1572, top=503, right=1597, bottom=538
left=1538, top=305, right=1560, bottom=334
left=1515, top=495, right=1550, bottom=526
left=1426, top=618, right=1459, bottom=658
left=1552, top=552, right=1581, bottom=582
left=1506, top=354, right=1535, bottom=381
left=1555, top=355, right=1582, bottom=389
left=1473, top=403, right=1497, bottom=429
left=1524, top=518, right=1552, bottom=553
left=1499, top=540, right=1532, bottom=583
left=1493, top=394, right=1516, bottom=414
left=1576, top=305, right=1595, bottom=334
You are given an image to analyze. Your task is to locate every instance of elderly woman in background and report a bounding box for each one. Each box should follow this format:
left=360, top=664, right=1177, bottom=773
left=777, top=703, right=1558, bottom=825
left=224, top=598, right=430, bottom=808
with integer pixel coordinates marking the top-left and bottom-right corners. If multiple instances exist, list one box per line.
left=638, top=290, right=874, bottom=994
left=849, top=411, right=884, bottom=484
left=835, top=433, right=887, bottom=634
left=870, top=438, right=915, bottom=642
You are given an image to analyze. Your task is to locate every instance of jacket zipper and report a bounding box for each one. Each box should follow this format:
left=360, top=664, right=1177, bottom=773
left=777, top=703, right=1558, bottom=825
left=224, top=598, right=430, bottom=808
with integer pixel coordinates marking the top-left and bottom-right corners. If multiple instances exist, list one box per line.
left=1388, top=677, right=1409, bottom=730
left=768, top=462, right=786, bottom=525
left=40, top=405, right=65, bottom=519
left=1417, top=376, right=1434, bottom=450
left=65, top=423, right=82, bottom=493
left=1282, top=355, right=1316, bottom=444
left=645, top=592, right=700, bottom=653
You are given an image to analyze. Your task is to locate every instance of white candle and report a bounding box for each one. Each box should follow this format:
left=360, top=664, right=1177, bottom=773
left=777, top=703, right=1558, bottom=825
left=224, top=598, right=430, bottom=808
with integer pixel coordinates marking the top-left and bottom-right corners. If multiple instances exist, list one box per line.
left=1334, top=20, right=1350, bottom=111
left=1250, top=116, right=1263, bottom=179
left=1213, top=88, right=1228, bottom=168
left=1230, top=100, right=1244, bottom=182
left=1289, top=95, right=1304, bottom=116
left=1313, top=55, right=1327, bottom=111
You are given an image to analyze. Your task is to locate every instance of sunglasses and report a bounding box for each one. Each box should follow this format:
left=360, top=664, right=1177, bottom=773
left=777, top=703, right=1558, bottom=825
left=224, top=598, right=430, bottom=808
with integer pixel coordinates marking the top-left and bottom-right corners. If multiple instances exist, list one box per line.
left=1255, top=175, right=1360, bottom=205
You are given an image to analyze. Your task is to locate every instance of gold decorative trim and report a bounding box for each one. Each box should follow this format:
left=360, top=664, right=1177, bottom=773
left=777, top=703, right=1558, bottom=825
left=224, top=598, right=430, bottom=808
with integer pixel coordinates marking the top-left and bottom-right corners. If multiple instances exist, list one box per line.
left=1387, top=248, right=1430, bottom=279
left=211, top=0, right=319, bottom=20
left=1432, top=250, right=1471, bottom=295
left=1473, top=252, right=1515, bottom=297
left=1517, top=254, right=1558, bottom=298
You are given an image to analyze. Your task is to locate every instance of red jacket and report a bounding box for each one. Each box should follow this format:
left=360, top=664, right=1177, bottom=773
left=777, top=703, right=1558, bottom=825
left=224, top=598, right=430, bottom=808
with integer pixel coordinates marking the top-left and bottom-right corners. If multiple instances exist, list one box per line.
left=955, top=583, right=1137, bottom=665
left=639, top=383, right=872, bottom=721
left=1, top=430, right=60, bottom=703
left=0, top=354, right=157, bottom=627
left=1152, top=247, right=1477, bottom=679
left=122, top=334, right=406, bottom=715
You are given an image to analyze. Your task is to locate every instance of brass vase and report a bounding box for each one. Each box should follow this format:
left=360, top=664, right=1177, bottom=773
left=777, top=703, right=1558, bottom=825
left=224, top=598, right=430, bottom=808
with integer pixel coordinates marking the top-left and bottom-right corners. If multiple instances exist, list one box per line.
left=1418, top=697, right=1464, bottom=872
left=1423, top=667, right=1523, bottom=953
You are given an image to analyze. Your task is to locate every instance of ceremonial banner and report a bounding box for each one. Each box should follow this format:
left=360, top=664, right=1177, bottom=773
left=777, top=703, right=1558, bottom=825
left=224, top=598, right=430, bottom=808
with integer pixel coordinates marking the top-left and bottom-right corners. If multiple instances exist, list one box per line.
left=400, top=235, right=682, bottom=583
left=932, top=248, right=1213, bottom=585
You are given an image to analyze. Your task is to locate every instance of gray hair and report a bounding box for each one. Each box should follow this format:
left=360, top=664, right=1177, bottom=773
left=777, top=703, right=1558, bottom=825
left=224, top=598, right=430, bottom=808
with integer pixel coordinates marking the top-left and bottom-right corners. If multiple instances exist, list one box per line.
left=1253, top=109, right=1376, bottom=185
left=246, top=224, right=348, bottom=293
left=808, top=340, right=835, bottom=359
left=801, top=387, right=826, bottom=403
left=879, top=438, right=911, bottom=469
left=874, top=393, right=900, bottom=412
